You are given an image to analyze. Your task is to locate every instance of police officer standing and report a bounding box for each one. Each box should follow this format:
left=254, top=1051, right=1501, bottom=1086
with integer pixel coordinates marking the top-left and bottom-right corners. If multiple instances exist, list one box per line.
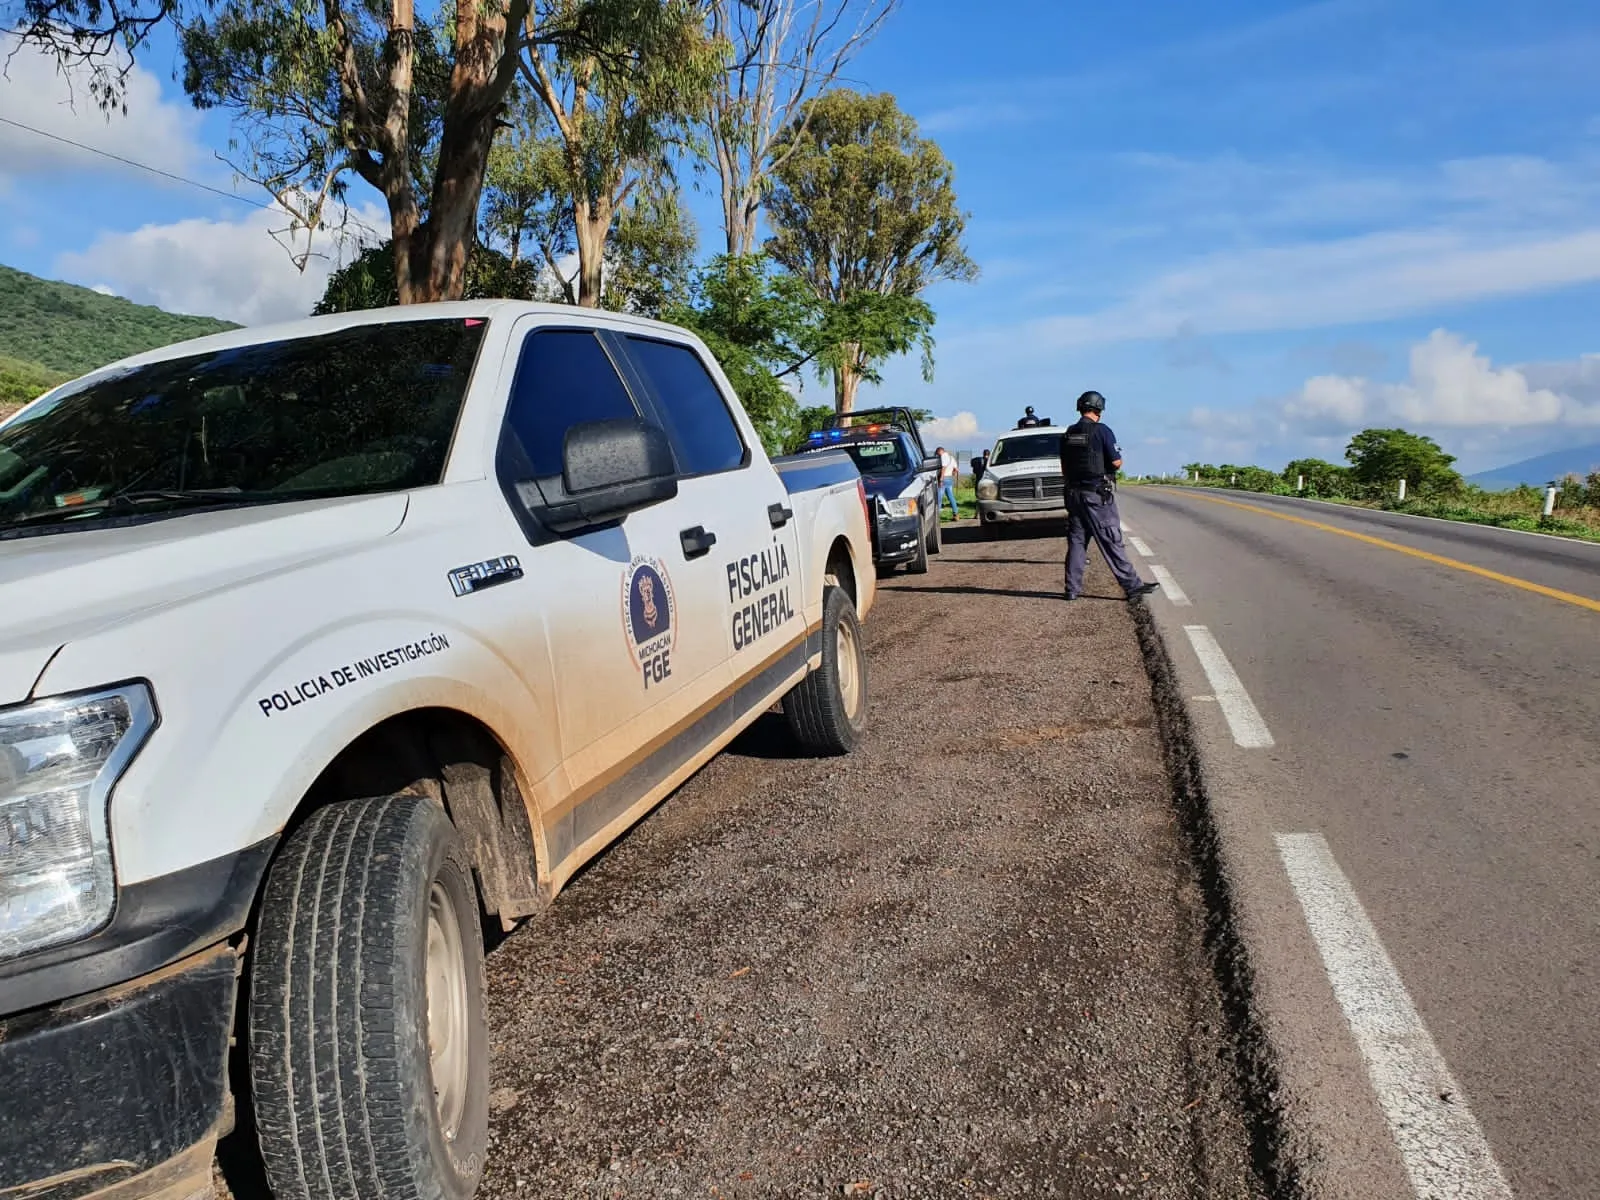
left=1017, top=405, right=1043, bottom=428
left=1060, top=390, right=1159, bottom=602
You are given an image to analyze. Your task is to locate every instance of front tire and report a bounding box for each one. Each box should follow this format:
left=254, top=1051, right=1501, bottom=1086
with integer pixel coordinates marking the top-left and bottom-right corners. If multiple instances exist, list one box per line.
left=785, top=585, right=869, bottom=755
left=249, top=794, right=489, bottom=1200
left=907, top=524, right=930, bottom=574
left=927, top=515, right=942, bottom=555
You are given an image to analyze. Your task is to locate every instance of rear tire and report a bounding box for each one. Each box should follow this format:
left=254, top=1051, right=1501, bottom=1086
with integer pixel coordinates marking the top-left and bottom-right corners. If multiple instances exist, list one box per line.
left=249, top=794, right=489, bottom=1200
left=785, top=585, right=868, bottom=756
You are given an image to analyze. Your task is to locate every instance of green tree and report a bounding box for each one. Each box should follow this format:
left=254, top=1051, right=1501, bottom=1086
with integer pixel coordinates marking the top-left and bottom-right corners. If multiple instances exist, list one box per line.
left=5, top=0, right=182, bottom=109
left=1232, top=465, right=1281, bottom=493
left=518, top=0, right=720, bottom=307
left=1345, top=428, right=1463, bottom=498
left=789, top=404, right=838, bottom=451
left=701, top=0, right=895, bottom=257
left=1282, top=457, right=1350, bottom=497
left=481, top=96, right=698, bottom=315
left=603, top=188, right=698, bottom=317
left=482, top=97, right=564, bottom=273
left=765, top=88, right=975, bottom=412
left=665, top=254, right=818, bottom=451
left=313, top=239, right=539, bottom=314
left=178, top=0, right=711, bottom=305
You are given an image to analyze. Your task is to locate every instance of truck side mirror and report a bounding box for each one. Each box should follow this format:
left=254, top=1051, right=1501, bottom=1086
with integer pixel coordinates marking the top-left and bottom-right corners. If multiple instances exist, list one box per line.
left=922, top=455, right=941, bottom=473
left=545, top=417, right=678, bottom=532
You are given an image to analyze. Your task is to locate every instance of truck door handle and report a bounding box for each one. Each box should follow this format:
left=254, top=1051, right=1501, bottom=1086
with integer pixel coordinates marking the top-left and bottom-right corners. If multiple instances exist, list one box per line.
left=767, top=502, right=793, bottom=529
left=679, top=525, right=717, bottom=559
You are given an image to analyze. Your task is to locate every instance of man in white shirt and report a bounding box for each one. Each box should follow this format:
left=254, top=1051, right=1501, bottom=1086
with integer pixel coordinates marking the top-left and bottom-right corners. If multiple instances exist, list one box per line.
left=936, top=445, right=960, bottom=521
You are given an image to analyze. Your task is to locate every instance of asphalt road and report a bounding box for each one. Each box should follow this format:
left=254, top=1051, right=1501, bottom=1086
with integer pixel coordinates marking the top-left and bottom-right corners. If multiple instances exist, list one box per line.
left=1118, top=487, right=1600, bottom=1200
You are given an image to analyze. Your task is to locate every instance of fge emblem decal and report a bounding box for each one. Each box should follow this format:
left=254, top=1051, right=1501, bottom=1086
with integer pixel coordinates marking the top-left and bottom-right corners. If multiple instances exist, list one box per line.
left=622, top=555, right=676, bottom=688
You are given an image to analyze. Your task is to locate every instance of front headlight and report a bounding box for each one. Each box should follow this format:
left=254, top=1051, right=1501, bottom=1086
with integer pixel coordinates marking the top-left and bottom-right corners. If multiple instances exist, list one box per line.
left=879, top=496, right=918, bottom=518
left=977, top=477, right=999, bottom=501
left=0, top=684, right=156, bottom=961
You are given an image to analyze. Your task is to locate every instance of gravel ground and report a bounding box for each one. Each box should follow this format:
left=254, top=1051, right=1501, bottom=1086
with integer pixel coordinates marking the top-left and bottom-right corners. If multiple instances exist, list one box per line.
left=473, top=521, right=1264, bottom=1200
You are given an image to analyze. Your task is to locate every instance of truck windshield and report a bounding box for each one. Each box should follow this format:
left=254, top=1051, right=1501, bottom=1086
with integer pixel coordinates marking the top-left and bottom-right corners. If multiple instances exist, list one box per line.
left=988, top=432, right=1063, bottom=465
left=0, top=318, right=487, bottom=535
left=841, top=440, right=910, bottom=476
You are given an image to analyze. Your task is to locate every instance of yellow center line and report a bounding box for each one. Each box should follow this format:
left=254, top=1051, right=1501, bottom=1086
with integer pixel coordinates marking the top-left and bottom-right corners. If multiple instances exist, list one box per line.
left=1177, top=492, right=1600, bottom=614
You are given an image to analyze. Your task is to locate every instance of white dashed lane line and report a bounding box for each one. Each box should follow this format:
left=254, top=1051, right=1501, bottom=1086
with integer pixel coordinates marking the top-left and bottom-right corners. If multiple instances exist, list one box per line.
left=1181, top=625, right=1274, bottom=748
left=1130, top=536, right=1155, bottom=557
left=1276, top=833, right=1514, bottom=1200
left=1150, top=565, right=1190, bottom=606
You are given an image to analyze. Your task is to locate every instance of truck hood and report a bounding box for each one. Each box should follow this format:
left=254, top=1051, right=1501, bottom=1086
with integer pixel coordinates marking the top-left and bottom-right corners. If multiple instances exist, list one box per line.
left=983, top=458, right=1062, bottom=480
left=0, top=495, right=409, bottom=706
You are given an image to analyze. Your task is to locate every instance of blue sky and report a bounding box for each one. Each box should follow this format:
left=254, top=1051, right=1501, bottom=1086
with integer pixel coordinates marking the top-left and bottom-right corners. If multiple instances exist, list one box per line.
left=4, top=0, right=1600, bottom=473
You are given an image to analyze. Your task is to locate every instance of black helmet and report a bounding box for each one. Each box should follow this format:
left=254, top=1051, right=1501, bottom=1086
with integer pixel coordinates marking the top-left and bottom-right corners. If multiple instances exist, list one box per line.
left=1076, top=390, right=1106, bottom=414
left=1024, top=405, right=1036, bottom=415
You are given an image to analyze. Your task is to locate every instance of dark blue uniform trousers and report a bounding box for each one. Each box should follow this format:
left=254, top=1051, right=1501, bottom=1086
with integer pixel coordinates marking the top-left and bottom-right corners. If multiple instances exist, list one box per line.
left=1065, top=487, right=1144, bottom=597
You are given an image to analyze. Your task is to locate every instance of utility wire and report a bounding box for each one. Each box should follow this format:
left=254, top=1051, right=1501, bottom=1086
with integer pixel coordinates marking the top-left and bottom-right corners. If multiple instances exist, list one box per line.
left=0, top=113, right=274, bottom=210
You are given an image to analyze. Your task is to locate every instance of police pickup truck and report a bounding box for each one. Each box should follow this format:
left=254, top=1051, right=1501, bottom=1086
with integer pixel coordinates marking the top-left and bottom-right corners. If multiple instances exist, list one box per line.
left=0, top=303, right=875, bottom=1200
left=974, top=422, right=1068, bottom=534
left=800, top=414, right=940, bottom=574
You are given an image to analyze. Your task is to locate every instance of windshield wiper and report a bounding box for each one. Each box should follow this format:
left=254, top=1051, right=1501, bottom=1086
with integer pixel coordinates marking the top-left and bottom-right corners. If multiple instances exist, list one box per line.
left=0, top=488, right=264, bottom=531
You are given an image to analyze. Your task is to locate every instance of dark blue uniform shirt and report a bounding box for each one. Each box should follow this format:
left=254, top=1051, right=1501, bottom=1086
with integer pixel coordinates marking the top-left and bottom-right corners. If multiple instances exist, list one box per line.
left=1061, top=420, right=1123, bottom=486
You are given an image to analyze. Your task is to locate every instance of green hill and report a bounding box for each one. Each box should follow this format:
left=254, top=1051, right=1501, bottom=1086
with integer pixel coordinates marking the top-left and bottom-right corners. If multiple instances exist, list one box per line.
left=0, top=264, right=238, bottom=408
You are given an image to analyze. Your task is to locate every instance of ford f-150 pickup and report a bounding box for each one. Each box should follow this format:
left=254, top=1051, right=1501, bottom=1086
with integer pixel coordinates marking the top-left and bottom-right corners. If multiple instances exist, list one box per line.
left=0, top=302, right=875, bottom=1200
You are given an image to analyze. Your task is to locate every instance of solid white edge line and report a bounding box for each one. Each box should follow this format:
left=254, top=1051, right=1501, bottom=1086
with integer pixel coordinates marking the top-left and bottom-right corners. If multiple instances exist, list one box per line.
left=1150, top=564, right=1190, bottom=605
left=1275, top=833, right=1514, bottom=1199
left=1181, top=625, right=1274, bottom=747
left=1130, top=536, right=1155, bottom=557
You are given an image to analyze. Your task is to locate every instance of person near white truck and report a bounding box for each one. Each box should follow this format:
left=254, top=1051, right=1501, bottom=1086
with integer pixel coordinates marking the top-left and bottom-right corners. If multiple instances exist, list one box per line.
left=0, top=302, right=875, bottom=1200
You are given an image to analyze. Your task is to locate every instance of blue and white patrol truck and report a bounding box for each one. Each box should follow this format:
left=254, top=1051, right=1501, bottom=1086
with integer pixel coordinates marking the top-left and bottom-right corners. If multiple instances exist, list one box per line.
left=799, top=409, right=941, bottom=573
left=0, top=303, right=876, bottom=1200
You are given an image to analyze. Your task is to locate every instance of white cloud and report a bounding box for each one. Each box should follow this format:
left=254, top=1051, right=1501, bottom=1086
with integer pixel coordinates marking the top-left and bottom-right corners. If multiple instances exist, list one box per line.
left=953, top=150, right=1600, bottom=356
left=0, top=36, right=207, bottom=187
left=918, top=102, right=1040, bottom=136
left=1286, top=373, right=1368, bottom=428
left=1009, top=227, right=1600, bottom=352
left=55, top=204, right=389, bottom=326
left=919, top=411, right=981, bottom=442
left=1281, top=330, right=1600, bottom=434
left=1520, top=353, right=1600, bottom=409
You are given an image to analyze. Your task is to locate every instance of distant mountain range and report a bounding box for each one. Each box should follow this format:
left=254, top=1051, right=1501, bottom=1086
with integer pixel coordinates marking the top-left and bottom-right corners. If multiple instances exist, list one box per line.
left=1468, top=443, right=1600, bottom=490
left=0, top=264, right=236, bottom=414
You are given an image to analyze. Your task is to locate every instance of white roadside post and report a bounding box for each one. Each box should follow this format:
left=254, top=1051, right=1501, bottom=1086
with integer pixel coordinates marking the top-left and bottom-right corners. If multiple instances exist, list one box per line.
left=1231, top=473, right=1237, bottom=485
left=1297, top=474, right=1305, bottom=492
left=1398, top=478, right=1407, bottom=501
left=1544, top=485, right=1558, bottom=518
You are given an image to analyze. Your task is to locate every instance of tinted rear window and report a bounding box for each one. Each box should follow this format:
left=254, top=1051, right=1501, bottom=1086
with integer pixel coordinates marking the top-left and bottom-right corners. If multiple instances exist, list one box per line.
left=624, top=336, right=746, bottom=475
left=843, top=440, right=910, bottom=476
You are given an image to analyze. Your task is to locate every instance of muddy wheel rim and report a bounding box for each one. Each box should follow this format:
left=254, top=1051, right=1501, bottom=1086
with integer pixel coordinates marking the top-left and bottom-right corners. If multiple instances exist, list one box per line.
left=836, top=617, right=862, bottom=720
left=426, top=879, right=470, bottom=1142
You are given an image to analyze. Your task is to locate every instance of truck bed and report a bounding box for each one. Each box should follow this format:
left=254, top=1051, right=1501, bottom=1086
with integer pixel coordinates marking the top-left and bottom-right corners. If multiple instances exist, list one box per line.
left=772, top=448, right=862, bottom=495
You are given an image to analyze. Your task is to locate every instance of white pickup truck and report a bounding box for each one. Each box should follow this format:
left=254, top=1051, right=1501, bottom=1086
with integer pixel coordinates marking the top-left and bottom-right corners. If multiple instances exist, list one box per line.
left=0, top=303, right=875, bottom=1200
